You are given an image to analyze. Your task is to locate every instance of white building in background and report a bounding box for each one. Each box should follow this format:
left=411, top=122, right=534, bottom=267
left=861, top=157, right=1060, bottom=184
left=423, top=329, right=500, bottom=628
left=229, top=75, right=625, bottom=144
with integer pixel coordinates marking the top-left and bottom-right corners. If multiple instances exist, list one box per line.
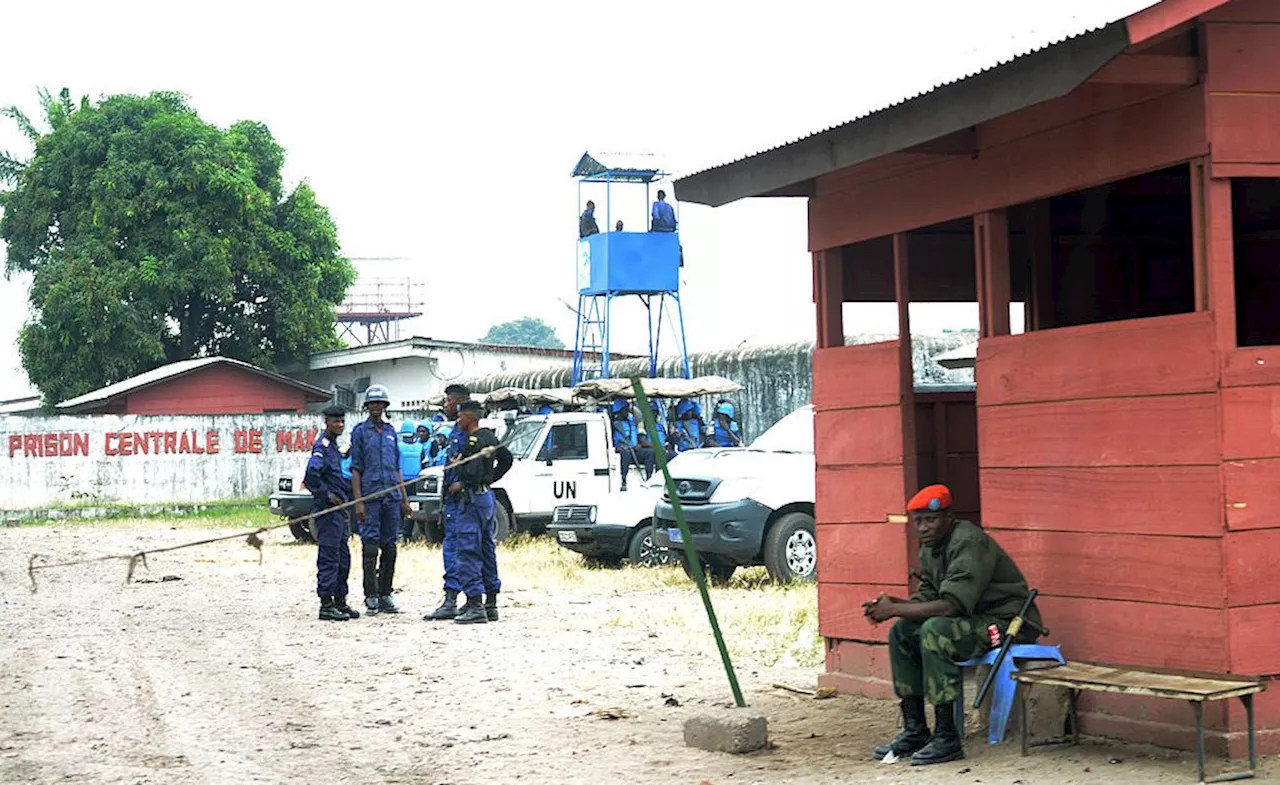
left=284, top=336, right=631, bottom=413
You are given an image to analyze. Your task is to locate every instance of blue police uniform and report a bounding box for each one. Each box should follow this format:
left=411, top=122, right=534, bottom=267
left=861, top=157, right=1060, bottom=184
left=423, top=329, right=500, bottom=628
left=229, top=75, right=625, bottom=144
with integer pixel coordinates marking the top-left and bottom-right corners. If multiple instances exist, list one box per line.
left=712, top=402, right=742, bottom=447
left=674, top=399, right=705, bottom=451
left=350, top=416, right=404, bottom=606
left=305, top=433, right=352, bottom=600
left=440, top=423, right=467, bottom=594
left=451, top=426, right=512, bottom=621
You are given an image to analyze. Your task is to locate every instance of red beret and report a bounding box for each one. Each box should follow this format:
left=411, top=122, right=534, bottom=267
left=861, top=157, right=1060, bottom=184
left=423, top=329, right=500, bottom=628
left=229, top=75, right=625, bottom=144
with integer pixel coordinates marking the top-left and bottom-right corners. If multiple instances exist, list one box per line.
left=907, top=484, right=952, bottom=512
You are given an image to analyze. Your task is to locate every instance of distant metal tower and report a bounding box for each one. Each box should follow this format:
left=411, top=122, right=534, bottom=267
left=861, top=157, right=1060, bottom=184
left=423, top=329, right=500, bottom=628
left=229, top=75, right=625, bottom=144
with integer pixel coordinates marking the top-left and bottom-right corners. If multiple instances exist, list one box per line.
left=570, top=151, right=691, bottom=385
left=336, top=270, right=425, bottom=346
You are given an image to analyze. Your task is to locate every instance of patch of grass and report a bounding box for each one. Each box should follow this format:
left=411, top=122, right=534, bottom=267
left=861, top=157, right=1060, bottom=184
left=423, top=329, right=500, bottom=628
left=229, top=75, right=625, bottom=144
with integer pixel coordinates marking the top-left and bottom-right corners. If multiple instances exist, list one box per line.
left=9, top=500, right=276, bottom=529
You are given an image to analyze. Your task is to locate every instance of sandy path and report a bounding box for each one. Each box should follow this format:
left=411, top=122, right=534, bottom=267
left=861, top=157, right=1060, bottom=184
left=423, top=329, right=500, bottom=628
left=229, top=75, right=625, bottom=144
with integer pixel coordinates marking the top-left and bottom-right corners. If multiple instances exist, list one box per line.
left=1, top=524, right=1272, bottom=785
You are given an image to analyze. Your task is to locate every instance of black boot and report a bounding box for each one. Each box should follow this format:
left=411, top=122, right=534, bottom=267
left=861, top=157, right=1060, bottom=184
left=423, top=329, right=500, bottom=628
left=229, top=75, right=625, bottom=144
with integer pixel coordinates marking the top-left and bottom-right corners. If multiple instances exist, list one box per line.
left=484, top=591, right=499, bottom=622
left=424, top=590, right=459, bottom=620
left=910, top=703, right=964, bottom=766
left=361, top=542, right=380, bottom=611
left=333, top=596, right=360, bottom=619
left=318, top=596, right=348, bottom=622
left=872, top=697, right=931, bottom=759
left=454, top=595, right=488, bottom=624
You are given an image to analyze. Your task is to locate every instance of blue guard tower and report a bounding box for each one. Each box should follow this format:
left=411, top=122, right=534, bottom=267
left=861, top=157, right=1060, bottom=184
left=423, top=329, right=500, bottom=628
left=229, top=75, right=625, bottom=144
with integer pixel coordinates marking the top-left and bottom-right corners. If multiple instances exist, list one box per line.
left=570, top=151, right=691, bottom=385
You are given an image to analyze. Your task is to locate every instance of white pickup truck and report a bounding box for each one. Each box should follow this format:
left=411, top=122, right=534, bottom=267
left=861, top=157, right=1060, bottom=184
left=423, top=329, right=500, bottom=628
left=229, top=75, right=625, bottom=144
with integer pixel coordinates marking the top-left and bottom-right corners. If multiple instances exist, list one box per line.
left=409, top=410, right=651, bottom=541
left=652, top=405, right=816, bottom=584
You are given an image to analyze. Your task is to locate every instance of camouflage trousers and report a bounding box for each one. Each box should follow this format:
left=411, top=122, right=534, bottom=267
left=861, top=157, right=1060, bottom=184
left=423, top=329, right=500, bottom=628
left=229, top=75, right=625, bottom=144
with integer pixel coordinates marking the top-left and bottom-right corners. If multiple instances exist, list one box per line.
left=888, top=616, right=996, bottom=705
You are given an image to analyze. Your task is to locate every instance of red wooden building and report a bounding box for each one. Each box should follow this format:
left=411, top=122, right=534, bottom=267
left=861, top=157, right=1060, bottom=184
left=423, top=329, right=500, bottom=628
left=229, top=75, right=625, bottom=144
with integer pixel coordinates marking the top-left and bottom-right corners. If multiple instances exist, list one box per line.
left=676, top=0, right=1280, bottom=756
left=56, top=357, right=332, bottom=415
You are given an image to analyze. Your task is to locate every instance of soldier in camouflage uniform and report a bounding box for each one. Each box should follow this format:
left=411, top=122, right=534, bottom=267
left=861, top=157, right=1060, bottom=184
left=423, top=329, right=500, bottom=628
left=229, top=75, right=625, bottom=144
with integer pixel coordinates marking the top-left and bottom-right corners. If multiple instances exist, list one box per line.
left=863, top=484, right=1041, bottom=766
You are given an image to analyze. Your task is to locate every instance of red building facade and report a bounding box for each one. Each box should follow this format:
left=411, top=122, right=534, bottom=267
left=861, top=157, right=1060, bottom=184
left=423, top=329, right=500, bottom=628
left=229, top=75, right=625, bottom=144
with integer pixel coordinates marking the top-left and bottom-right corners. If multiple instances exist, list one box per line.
left=677, top=0, right=1280, bottom=756
left=57, top=358, right=331, bottom=415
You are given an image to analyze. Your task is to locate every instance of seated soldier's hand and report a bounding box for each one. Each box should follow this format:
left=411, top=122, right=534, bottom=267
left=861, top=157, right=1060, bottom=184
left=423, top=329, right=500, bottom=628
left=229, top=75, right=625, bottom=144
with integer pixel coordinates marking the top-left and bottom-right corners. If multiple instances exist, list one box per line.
left=862, top=594, right=897, bottom=624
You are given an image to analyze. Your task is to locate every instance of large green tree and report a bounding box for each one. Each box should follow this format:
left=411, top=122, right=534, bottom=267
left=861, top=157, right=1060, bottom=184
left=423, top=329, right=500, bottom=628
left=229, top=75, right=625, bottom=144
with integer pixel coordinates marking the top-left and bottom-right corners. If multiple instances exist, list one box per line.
left=481, top=317, right=565, bottom=350
left=0, top=89, right=355, bottom=405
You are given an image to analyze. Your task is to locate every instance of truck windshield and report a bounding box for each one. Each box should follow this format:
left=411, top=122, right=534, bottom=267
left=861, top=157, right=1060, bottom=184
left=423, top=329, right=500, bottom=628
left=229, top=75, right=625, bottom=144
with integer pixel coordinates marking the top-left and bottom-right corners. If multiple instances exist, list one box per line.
left=748, top=406, right=814, bottom=454
left=501, top=418, right=546, bottom=459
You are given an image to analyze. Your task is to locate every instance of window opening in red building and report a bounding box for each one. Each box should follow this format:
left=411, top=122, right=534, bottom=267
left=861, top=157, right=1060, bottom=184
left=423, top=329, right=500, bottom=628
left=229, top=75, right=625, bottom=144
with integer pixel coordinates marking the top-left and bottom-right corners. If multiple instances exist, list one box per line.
left=1231, top=178, right=1280, bottom=347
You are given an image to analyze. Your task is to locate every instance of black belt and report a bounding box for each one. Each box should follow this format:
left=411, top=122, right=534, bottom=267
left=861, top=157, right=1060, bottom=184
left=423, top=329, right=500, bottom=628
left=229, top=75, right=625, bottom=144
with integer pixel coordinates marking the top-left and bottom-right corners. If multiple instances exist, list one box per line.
left=464, top=485, right=492, bottom=495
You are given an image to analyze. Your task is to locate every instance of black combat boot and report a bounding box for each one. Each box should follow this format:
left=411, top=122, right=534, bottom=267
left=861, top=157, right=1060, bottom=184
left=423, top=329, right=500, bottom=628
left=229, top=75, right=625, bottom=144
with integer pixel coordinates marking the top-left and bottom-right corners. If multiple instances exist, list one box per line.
left=333, top=596, right=360, bottom=619
left=378, top=594, right=401, bottom=614
left=424, top=590, right=459, bottom=621
left=454, top=595, right=488, bottom=624
left=484, top=591, right=499, bottom=622
left=872, top=697, right=931, bottom=759
left=318, top=596, right=349, bottom=622
left=910, top=703, right=964, bottom=766
left=362, top=544, right=380, bottom=615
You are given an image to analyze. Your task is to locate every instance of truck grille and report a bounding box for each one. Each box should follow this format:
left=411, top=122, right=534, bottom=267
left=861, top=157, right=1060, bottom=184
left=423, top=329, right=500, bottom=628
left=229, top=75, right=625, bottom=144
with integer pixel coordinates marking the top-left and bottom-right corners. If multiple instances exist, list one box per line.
left=662, top=478, right=716, bottom=506
left=657, top=517, right=711, bottom=535
left=553, top=505, right=593, bottom=524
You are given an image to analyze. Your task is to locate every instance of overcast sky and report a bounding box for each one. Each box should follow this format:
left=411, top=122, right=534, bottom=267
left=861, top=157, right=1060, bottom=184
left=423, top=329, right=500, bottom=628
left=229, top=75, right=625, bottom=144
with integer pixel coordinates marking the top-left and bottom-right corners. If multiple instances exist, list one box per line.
left=0, top=0, right=1157, bottom=400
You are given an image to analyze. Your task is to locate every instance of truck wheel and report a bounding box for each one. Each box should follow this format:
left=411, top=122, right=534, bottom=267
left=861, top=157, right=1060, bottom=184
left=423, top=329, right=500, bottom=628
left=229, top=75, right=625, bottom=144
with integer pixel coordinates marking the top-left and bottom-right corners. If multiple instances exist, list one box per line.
left=289, top=521, right=315, bottom=543
left=627, top=523, right=670, bottom=568
left=494, top=503, right=513, bottom=542
left=763, top=512, right=817, bottom=584
left=676, top=553, right=736, bottom=586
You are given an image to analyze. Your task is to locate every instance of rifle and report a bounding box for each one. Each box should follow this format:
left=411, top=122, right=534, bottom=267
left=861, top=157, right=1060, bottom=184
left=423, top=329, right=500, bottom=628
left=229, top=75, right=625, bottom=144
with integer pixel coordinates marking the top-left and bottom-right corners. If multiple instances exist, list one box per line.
left=973, top=588, right=1049, bottom=709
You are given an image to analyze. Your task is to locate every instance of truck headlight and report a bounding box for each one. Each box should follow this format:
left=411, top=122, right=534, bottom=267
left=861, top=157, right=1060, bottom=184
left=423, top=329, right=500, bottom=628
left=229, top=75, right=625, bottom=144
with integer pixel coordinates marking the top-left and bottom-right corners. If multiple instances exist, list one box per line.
left=709, top=479, right=756, bottom=504
left=588, top=506, right=597, bottom=524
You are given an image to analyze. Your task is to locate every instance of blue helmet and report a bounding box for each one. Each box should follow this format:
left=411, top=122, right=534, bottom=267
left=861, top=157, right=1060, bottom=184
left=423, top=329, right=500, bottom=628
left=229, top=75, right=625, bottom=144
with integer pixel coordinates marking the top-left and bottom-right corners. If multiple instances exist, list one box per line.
left=610, top=399, right=630, bottom=415
left=649, top=397, right=664, bottom=412
left=398, top=421, right=416, bottom=436
left=676, top=398, right=702, bottom=418
left=715, top=401, right=735, bottom=419
left=416, top=421, right=431, bottom=433
left=363, top=384, right=391, bottom=406
left=431, top=414, right=445, bottom=422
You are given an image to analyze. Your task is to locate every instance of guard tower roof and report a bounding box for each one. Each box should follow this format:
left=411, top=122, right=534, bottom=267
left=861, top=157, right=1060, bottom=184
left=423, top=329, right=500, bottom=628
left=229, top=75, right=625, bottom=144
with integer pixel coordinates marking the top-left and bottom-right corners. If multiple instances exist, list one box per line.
left=572, top=151, right=668, bottom=183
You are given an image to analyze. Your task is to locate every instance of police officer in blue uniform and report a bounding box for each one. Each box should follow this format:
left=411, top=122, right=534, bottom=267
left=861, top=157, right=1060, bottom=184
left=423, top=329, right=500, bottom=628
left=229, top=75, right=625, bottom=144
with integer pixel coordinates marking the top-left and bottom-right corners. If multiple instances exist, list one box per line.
left=673, top=398, right=706, bottom=452
left=425, top=383, right=472, bottom=620
left=350, top=384, right=413, bottom=616
left=449, top=400, right=514, bottom=624
left=307, top=405, right=359, bottom=621
left=397, top=420, right=427, bottom=541
left=712, top=400, right=743, bottom=447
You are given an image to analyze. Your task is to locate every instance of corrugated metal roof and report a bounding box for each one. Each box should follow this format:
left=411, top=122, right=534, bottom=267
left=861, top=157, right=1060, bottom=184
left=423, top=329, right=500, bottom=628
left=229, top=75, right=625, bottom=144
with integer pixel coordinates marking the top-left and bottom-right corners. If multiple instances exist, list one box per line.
left=674, top=2, right=1163, bottom=203
left=572, top=151, right=668, bottom=183
left=57, top=357, right=330, bottom=410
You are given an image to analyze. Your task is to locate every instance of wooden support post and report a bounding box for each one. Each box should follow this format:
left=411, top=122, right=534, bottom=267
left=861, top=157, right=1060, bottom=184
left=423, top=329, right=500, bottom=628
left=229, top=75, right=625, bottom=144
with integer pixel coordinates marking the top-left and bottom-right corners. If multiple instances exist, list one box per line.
left=975, top=210, right=1013, bottom=338
left=1190, top=159, right=1210, bottom=312
left=1028, top=201, right=1055, bottom=330
left=814, top=249, right=844, bottom=349
left=893, top=233, right=919, bottom=584
left=1204, top=178, right=1236, bottom=351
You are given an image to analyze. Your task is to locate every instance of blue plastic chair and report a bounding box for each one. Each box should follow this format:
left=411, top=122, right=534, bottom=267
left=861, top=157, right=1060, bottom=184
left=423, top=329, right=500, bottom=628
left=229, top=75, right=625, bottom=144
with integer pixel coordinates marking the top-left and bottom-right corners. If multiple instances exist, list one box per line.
left=956, top=644, right=1065, bottom=745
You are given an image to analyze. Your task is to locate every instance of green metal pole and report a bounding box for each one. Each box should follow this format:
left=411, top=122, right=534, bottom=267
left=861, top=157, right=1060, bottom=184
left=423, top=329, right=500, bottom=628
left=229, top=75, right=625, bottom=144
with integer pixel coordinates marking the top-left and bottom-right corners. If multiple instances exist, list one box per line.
left=631, top=377, right=746, bottom=708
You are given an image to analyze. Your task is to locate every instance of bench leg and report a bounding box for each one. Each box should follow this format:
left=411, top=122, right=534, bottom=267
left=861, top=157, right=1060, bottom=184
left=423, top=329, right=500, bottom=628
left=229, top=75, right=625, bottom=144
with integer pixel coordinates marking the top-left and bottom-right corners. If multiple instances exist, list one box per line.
left=1194, top=701, right=1205, bottom=785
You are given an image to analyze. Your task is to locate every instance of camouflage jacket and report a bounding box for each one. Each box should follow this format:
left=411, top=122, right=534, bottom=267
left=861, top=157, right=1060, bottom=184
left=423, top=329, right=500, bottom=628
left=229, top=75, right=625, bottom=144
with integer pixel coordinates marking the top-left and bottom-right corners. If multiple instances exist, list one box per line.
left=910, top=519, right=1042, bottom=633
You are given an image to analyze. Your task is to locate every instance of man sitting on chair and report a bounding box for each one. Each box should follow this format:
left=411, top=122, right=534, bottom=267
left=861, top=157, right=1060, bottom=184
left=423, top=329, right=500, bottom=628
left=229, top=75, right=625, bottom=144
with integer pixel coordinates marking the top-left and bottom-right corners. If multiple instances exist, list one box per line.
left=862, top=484, right=1042, bottom=766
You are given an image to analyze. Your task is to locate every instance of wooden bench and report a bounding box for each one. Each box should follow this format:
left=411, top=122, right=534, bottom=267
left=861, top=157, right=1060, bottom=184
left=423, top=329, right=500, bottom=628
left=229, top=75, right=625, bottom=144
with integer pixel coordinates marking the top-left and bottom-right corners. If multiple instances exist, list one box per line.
left=1012, top=662, right=1264, bottom=783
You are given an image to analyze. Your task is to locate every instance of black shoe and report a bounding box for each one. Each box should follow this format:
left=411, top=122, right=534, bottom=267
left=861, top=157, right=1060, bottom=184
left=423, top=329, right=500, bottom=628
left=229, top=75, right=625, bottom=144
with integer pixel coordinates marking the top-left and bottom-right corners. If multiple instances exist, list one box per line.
left=378, top=594, right=402, bottom=614
left=910, top=703, right=964, bottom=766
left=484, top=592, right=499, bottom=622
left=333, top=597, right=360, bottom=619
left=873, top=697, right=931, bottom=759
left=454, top=596, right=488, bottom=624
left=364, top=596, right=381, bottom=616
left=318, top=597, right=348, bottom=622
left=424, top=591, right=459, bottom=621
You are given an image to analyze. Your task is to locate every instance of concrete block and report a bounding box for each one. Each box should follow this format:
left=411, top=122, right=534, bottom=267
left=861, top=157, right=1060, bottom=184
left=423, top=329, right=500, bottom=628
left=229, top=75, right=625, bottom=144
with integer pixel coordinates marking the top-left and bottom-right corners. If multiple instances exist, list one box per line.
left=683, top=708, right=769, bottom=754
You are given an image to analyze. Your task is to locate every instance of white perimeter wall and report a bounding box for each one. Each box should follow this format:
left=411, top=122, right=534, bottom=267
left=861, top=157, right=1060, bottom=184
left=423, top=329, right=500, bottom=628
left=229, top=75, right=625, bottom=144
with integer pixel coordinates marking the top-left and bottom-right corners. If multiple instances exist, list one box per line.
left=0, top=413, right=326, bottom=509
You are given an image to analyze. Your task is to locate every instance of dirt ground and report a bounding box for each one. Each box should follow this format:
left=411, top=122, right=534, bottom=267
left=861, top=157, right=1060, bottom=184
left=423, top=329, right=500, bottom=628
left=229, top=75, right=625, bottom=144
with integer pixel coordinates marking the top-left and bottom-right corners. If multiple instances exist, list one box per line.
left=1, top=523, right=1274, bottom=785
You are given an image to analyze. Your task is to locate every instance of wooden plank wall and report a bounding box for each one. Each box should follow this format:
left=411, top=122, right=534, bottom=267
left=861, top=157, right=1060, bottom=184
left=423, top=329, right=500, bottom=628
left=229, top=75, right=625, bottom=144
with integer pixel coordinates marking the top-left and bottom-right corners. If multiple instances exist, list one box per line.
left=813, top=341, right=910, bottom=660
left=1203, top=10, right=1280, bottom=685
left=976, top=312, right=1229, bottom=673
